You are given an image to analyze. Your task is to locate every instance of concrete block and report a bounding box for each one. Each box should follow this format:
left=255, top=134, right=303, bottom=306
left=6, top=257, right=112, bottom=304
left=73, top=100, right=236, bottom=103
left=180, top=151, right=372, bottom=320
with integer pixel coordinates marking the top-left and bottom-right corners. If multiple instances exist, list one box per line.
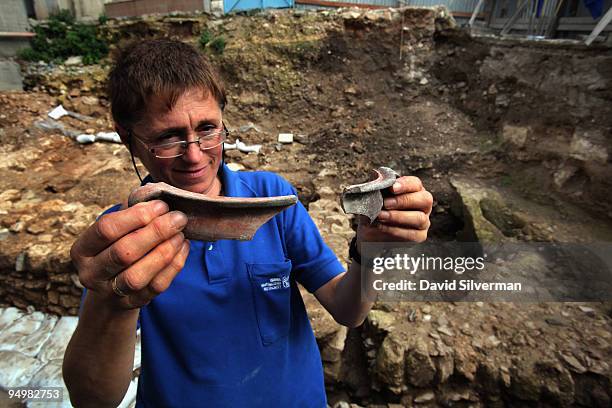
left=278, top=133, right=294, bottom=144
left=0, top=59, right=23, bottom=91
left=0, top=0, right=29, bottom=32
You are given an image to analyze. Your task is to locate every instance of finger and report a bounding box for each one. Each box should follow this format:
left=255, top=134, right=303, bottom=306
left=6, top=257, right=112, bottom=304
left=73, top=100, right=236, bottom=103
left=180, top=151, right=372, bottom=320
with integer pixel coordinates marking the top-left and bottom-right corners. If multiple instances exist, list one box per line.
left=113, top=233, right=186, bottom=296
left=90, top=211, right=188, bottom=280
left=129, top=240, right=191, bottom=306
left=377, top=210, right=430, bottom=230
left=73, top=200, right=169, bottom=259
left=390, top=176, right=423, bottom=194
left=384, top=190, right=434, bottom=211
left=366, top=223, right=428, bottom=243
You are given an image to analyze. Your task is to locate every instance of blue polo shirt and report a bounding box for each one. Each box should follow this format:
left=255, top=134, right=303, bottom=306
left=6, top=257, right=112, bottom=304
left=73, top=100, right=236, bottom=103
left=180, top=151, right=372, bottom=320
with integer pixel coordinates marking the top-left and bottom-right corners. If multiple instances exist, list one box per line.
left=92, top=164, right=345, bottom=407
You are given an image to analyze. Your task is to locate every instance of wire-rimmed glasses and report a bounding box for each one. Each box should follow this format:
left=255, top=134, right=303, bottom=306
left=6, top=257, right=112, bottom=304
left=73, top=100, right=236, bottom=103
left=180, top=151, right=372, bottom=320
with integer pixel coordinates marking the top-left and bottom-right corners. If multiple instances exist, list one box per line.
left=130, top=126, right=229, bottom=159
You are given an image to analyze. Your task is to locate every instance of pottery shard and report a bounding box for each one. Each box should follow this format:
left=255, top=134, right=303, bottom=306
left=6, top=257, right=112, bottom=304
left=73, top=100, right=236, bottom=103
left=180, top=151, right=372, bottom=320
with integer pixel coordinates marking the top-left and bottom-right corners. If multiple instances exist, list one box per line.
left=128, top=182, right=297, bottom=241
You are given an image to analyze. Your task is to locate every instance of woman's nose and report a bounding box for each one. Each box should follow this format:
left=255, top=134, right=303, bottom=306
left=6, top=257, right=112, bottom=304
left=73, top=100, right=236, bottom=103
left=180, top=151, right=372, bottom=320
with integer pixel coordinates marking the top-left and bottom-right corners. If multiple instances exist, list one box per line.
left=181, top=139, right=204, bottom=163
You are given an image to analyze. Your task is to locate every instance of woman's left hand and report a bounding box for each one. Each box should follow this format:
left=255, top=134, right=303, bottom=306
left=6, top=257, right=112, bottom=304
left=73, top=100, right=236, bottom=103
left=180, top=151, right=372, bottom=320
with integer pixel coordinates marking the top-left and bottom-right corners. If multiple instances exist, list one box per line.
left=356, top=176, right=433, bottom=245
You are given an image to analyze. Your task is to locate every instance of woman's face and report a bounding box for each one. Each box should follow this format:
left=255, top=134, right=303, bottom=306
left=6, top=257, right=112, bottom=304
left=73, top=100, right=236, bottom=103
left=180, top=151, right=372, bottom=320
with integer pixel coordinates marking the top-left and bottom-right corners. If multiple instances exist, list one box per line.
left=130, top=88, right=223, bottom=196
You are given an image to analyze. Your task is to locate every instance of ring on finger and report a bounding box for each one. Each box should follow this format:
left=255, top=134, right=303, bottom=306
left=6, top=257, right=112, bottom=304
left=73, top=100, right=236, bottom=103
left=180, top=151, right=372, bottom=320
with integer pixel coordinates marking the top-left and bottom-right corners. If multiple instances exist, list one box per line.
left=112, top=275, right=128, bottom=297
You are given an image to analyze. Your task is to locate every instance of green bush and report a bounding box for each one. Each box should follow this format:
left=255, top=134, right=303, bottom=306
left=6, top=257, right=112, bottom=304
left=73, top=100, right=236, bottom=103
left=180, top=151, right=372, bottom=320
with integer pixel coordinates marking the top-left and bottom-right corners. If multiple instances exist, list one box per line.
left=199, top=30, right=212, bottom=48
left=17, top=10, right=108, bottom=64
left=209, top=36, right=226, bottom=55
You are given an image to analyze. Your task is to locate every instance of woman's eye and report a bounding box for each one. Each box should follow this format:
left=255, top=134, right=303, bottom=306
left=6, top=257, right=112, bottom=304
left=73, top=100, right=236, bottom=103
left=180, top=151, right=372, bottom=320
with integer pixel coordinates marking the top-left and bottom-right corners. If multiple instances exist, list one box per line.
left=158, top=134, right=181, bottom=143
left=198, top=127, right=217, bottom=136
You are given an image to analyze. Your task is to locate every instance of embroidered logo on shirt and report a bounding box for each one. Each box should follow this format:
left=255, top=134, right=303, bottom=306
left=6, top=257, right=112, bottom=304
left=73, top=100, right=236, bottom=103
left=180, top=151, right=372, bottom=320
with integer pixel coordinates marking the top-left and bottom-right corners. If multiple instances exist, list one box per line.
left=260, top=276, right=290, bottom=291
left=260, top=277, right=285, bottom=291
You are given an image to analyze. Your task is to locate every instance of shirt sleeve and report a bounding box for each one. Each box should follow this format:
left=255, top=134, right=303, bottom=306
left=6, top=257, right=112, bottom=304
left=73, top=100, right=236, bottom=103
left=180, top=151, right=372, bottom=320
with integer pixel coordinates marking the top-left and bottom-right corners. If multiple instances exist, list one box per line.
left=277, top=181, right=346, bottom=293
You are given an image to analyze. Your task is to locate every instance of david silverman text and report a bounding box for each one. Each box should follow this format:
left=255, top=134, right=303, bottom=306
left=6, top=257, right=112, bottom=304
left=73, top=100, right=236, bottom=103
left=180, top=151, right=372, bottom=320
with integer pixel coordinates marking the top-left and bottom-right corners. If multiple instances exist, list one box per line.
left=372, top=279, right=522, bottom=291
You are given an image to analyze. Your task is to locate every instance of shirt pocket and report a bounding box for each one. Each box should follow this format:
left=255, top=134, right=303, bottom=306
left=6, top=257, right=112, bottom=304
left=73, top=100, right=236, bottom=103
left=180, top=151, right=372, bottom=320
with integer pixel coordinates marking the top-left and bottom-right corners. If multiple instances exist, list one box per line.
left=247, top=260, right=292, bottom=346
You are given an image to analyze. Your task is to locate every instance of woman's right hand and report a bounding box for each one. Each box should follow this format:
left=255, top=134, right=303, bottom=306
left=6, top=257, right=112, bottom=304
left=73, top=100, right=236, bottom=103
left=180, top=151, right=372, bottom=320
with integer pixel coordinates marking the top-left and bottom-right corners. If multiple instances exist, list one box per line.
left=70, top=200, right=190, bottom=310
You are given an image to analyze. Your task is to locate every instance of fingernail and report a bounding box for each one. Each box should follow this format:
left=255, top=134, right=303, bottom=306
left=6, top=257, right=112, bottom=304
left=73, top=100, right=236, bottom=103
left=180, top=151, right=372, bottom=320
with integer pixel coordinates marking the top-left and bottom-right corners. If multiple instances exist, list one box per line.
left=377, top=210, right=389, bottom=220
left=384, top=197, right=397, bottom=209
left=153, top=200, right=169, bottom=214
left=392, top=182, right=401, bottom=191
left=170, top=211, right=188, bottom=228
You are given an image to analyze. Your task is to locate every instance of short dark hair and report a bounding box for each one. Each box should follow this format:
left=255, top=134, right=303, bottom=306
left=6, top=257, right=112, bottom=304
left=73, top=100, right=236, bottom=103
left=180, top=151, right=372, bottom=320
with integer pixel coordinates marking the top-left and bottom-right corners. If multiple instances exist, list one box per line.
left=107, top=39, right=226, bottom=128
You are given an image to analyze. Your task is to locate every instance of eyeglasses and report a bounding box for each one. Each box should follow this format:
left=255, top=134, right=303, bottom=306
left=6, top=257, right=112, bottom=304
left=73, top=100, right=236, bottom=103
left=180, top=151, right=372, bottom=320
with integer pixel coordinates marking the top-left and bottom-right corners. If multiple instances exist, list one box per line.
left=129, top=125, right=229, bottom=159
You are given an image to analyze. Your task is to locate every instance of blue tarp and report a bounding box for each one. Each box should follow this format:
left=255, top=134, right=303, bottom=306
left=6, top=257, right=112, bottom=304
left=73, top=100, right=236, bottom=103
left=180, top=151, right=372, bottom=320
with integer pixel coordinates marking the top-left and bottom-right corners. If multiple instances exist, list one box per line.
left=224, top=0, right=293, bottom=13
left=584, top=0, right=604, bottom=19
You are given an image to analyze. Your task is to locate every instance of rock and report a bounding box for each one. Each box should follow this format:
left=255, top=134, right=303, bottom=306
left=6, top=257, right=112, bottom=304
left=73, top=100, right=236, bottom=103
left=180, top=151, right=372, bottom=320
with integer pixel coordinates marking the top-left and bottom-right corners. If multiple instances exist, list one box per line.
left=450, top=177, right=505, bottom=242
left=374, top=331, right=405, bottom=393
left=341, top=11, right=361, bottom=20
left=454, top=348, right=477, bottom=381
left=238, top=122, right=261, bottom=133
left=405, top=338, right=435, bottom=387
left=0, top=189, right=21, bottom=204
left=241, top=153, right=260, bottom=169
left=367, top=310, right=396, bottom=334
left=294, top=134, right=308, bottom=144
left=71, top=96, right=101, bottom=116
left=414, top=391, right=435, bottom=403
left=436, top=326, right=454, bottom=337
left=486, top=335, right=501, bottom=348
left=570, top=128, right=608, bottom=164
left=64, top=56, right=82, bottom=66
left=317, top=186, right=335, bottom=199
left=226, top=162, right=245, bottom=172
left=502, top=125, right=529, bottom=148
left=479, top=197, right=526, bottom=237
left=578, top=305, right=595, bottom=316
left=442, top=388, right=475, bottom=403
left=560, top=353, right=586, bottom=373
left=553, top=163, right=579, bottom=189
left=495, top=94, right=510, bottom=107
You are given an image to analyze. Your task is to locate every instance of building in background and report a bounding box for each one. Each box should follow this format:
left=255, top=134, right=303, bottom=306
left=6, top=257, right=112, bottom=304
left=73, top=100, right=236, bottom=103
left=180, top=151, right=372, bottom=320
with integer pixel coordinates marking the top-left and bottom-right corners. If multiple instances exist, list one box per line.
left=0, top=0, right=33, bottom=90
left=29, top=0, right=105, bottom=21
left=104, top=0, right=213, bottom=17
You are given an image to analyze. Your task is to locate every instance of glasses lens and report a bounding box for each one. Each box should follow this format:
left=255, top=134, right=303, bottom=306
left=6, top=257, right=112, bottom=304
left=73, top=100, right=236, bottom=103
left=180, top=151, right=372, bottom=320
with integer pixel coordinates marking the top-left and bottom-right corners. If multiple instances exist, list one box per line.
left=151, top=130, right=228, bottom=158
left=199, top=129, right=226, bottom=149
left=152, top=142, right=184, bottom=158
